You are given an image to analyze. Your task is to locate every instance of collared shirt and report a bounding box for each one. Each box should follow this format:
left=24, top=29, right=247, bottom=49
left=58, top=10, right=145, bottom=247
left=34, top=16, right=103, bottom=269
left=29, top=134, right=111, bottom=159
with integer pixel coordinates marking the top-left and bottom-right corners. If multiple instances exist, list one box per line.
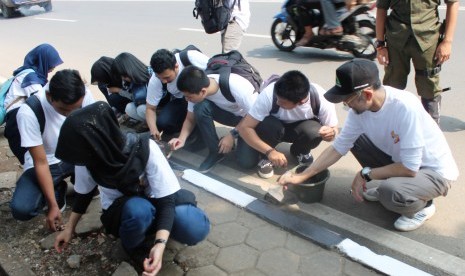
left=377, top=0, right=457, bottom=51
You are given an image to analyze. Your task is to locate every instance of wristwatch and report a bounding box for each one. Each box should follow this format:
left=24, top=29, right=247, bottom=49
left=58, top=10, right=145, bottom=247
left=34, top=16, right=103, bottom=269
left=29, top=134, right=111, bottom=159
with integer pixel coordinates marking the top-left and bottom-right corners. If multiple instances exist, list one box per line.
left=230, top=128, right=239, bottom=139
left=374, top=40, right=386, bottom=49
left=360, top=167, right=372, bottom=182
left=154, top=238, right=167, bottom=245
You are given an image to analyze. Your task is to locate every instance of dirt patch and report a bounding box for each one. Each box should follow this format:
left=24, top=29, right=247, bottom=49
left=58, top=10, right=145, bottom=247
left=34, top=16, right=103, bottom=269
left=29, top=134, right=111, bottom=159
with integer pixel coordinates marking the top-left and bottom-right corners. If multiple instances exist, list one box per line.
left=0, top=192, right=122, bottom=276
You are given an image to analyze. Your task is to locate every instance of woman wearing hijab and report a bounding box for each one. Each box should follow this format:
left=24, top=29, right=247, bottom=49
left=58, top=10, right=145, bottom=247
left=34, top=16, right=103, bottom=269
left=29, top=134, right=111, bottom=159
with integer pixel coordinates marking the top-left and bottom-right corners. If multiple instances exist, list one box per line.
left=112, top=52, right=151, bottom=124
left=54, top=101, right=210, bottom=275
left=90, top=56, right=131, bottom=118
left=3, top=43, right=63, bottom=164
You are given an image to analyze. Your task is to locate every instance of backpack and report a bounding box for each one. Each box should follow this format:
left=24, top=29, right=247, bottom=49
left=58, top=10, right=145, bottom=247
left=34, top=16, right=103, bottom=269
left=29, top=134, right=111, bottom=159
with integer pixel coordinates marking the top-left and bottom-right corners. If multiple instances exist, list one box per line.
left=162, top=45, right=203, bottom=94
left=7, top=94, right=46, bottom=165
left=0, top=69, right=35, bottom=125
left=261, top=74, right=321, bottom=117
left=205, top=50, right=263, bottom=102
left=193, top=0, right=238, bottom=34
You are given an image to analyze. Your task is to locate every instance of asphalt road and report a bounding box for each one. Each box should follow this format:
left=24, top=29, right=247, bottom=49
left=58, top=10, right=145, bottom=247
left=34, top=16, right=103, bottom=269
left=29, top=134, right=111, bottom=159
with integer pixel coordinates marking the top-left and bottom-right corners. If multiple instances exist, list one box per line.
left=1, top=0, right=464, bottom=264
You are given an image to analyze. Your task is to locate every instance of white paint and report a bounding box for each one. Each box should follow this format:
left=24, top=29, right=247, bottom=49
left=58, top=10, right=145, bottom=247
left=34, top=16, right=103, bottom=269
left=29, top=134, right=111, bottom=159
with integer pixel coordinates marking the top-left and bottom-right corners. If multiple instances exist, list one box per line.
left=34, top=17, right=77, bottom=22
left=182, top=169, right=255, bottom=207
left=337, top=239, right=431, bottom=276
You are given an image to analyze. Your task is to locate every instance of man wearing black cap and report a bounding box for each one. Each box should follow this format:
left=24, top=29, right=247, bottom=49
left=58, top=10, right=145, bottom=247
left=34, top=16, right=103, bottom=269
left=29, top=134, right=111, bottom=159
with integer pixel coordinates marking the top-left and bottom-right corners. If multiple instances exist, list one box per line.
left=278, top=59, right=458, bottom=232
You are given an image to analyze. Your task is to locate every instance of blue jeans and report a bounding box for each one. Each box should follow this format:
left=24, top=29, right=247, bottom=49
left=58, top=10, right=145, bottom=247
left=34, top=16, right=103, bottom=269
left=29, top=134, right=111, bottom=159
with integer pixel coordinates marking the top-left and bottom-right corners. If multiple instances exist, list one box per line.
left=193, top=100, right=249, bottom=157
left=118, top=197, right=210, bottom=250
left=237, top=116, right=323, bottom=169
left=157, top=98, right=187, bottom=135
left=10, top=162, right=74, bottom=221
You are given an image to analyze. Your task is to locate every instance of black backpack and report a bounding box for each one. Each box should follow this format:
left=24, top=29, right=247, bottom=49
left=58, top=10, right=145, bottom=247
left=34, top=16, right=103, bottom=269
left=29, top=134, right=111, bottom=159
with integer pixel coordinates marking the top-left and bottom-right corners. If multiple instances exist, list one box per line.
left=261, top=74, right=320, bottom=117
left=205, top=50, right=262, bottom=102
left=162, top=45, right=203, bottom=94
left=7, top=95, right=46, bottom=165
left=193, top=0, right=238, bottom=34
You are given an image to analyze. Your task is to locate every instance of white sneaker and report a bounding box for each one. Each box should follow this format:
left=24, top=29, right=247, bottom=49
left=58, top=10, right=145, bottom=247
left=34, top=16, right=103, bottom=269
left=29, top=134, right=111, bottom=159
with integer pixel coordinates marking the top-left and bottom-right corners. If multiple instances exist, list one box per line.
left=362, top=188, right=379, bottom=202
left=394, top=204, right=436, bottom=232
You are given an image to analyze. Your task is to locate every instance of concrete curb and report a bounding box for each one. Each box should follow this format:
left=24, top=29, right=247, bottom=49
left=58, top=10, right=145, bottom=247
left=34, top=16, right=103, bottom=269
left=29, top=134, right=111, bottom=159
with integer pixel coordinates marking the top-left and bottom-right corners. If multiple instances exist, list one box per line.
left=171, top=152, right=465, bottom=276
left=181, top=169, right=432, bottom=276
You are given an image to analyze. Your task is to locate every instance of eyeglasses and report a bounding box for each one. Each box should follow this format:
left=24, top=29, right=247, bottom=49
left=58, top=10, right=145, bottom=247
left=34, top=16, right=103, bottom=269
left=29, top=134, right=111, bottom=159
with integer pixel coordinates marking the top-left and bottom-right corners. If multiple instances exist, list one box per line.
left=343, top=91, right=362, bottom=106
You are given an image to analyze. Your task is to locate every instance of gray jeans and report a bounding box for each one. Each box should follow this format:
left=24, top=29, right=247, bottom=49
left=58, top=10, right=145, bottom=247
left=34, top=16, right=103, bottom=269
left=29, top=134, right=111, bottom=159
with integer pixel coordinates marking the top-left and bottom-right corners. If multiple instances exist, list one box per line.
left=351, top=134, right=451, bottom=217
left=221, top=19, right=244, bottom=53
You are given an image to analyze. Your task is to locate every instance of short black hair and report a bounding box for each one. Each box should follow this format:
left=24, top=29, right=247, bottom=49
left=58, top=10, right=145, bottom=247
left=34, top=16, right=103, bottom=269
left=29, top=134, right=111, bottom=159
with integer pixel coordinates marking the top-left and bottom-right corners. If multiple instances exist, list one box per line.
left=150, top=49, right=176, bottom=74
left=177, top=65, right=210, bottom=94
left=49, top=69, right=86, bottom=104
left=274, top=70, right=310, bottom=103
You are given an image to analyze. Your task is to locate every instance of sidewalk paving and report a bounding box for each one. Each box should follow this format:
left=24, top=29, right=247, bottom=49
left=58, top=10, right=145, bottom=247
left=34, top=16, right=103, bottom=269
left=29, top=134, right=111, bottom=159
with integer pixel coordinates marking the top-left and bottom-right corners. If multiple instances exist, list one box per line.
left=0, top=125, right=381, bottom=276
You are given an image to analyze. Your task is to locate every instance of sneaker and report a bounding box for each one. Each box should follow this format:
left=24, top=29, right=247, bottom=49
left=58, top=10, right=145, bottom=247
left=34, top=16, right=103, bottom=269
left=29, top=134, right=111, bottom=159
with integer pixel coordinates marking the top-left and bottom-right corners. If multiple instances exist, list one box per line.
left=362, top=188, right=379, bottom=202
left=198, top=153, right=225, bottom=173
left=297, top=152, right=314, bottom=165
left=117, top=114, right=130, bottom=125
left=56, top=181, right=68, bottom=212
left=394, top=203, right=436, bottom=232
left=257, top=159, right=274, bottom=179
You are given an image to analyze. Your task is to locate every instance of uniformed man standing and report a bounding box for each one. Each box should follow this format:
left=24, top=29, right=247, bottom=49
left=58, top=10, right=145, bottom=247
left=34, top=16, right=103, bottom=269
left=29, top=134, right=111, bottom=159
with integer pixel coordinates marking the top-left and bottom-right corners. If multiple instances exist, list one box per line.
left=375, top=0, right=459, bottom=124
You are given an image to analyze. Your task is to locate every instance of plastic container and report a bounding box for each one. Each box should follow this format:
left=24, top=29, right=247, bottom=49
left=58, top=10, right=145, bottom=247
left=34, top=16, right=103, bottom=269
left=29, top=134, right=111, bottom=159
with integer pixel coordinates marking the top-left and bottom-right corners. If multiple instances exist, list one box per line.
left=288, top=166, right=330, bottom=203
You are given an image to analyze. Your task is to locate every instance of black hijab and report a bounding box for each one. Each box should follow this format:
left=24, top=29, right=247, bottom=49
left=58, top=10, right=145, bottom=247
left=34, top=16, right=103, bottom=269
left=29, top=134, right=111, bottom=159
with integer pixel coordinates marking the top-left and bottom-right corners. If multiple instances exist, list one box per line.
left=90, top=56, right=122, bottom=88
left=56, top=101, right=150, bottom=195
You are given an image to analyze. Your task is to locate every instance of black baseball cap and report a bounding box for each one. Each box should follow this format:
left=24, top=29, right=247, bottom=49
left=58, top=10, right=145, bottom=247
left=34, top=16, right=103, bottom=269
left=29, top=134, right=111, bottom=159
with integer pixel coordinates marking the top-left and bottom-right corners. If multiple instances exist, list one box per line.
left=324, top=58, right=380, bottom=103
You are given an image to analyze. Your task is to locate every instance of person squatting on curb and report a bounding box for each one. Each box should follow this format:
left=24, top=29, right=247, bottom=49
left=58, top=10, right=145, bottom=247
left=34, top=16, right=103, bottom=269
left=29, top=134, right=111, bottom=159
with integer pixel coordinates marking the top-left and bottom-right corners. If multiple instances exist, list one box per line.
left=54, top=101, right=210, bottom=275
left=278, top=59, right=458, bottom=232
left=10, top=69, right=95, bottom=231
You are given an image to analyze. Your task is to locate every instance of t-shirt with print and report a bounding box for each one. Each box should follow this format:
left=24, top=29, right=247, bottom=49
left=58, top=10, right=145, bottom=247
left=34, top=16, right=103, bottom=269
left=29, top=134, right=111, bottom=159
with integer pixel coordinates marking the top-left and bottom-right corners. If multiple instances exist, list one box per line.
left=248, top=82, right=338, bottom=126
left=74, top=140, right=181, bottom=210
left=17, top=85, right=95, bottom=171
left=332, top=86, right=458, bottom=181
left=187, top=73, right=257, bottom=117
left=4, top=71, right=43, bottom=113
left=146, top=50, right=210, bottom=107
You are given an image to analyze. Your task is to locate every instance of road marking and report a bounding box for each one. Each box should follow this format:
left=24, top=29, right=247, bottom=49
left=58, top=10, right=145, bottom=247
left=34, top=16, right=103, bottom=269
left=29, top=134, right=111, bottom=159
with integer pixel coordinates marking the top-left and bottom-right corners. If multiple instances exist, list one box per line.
left=34, top=17, right=77, bottom=22
left=180, top=27, right=271, bottom=39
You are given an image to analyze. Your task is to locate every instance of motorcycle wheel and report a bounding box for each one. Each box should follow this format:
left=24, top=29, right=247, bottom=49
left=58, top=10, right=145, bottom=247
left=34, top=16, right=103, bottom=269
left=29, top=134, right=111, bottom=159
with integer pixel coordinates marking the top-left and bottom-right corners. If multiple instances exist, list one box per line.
left=271, top=18, right=297, bottom=52
left=358, top=19, right=376, bottom=39
left=352, top=35, right=377, bottom=60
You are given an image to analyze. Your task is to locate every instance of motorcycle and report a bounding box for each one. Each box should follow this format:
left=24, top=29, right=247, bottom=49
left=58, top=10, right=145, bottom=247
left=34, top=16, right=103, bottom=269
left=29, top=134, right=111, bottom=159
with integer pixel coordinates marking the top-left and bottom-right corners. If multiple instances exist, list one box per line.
left=271, top=0, right=377, bottom=60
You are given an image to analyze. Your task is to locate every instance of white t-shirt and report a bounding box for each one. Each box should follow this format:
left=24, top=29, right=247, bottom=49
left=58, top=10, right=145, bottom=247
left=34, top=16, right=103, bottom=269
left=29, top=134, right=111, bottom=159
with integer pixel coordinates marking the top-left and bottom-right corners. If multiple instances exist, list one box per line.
left=248, top=82, right=338, bottom=126
left=4, top=71, right=42, bottom=112
left=146, top=50, right=210, bottom=106
left=17, top=86, right=95, bottom=171
left=187, top=73, right=257, bottom=117
left=333, top=86, right=459, bottom=181
left=230, top=0, right=250, bottom=31
left=74, top=140, right=181, bottom=210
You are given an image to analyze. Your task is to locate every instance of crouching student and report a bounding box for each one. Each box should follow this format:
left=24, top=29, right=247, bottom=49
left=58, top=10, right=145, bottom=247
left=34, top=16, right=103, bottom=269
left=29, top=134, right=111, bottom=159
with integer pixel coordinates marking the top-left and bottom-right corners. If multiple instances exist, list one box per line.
left=54, top=102, right=210, bottom=274
left=10, top=69, right=94, bottom=231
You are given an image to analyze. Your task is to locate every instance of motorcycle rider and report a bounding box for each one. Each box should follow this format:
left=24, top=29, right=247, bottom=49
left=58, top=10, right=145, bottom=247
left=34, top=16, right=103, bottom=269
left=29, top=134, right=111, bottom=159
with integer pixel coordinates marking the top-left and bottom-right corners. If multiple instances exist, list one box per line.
left=293, top=0, right=347, bottom=46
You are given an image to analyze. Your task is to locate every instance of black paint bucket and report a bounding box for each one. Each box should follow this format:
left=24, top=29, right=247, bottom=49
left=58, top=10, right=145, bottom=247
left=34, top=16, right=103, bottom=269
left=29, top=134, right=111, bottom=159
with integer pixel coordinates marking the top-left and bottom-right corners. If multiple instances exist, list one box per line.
left=288, top=166, right=330, bottom=203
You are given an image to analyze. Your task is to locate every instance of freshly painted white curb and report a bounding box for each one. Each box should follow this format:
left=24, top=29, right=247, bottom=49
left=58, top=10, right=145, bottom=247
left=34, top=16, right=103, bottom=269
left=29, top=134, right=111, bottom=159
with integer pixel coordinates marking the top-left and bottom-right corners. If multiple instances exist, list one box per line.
left=183, top=169, right=255, bottom=207
left=182, top=169, right=430, bottom=276
left=337, top=239, right=431, bottom=276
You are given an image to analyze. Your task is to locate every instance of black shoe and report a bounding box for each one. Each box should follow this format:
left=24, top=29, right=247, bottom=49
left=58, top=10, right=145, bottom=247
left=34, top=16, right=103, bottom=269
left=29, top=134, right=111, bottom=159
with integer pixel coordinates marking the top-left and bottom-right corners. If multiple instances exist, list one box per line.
left=198, top=153, right=225, bottom=173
